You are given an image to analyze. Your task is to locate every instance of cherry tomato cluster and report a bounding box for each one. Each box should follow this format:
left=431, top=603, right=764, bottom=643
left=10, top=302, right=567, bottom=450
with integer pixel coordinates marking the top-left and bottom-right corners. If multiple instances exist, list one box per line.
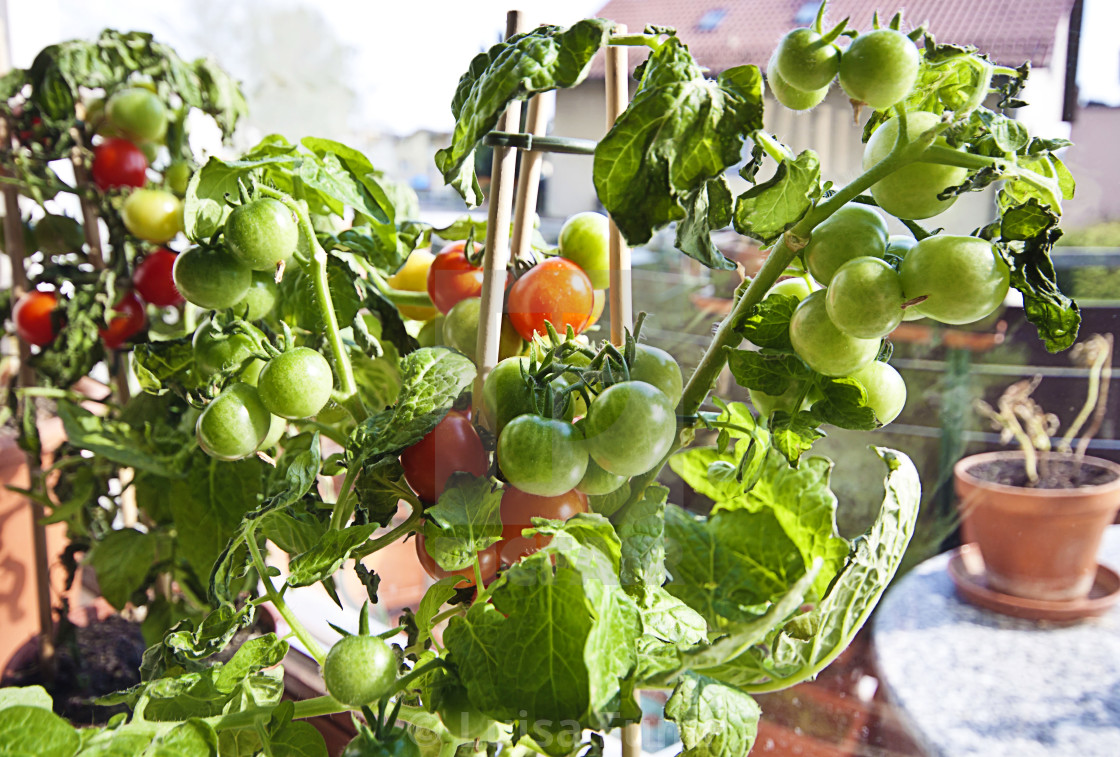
left=397, top=211, right=614, bottom=365
left=405, top=337, right=684, bottom=588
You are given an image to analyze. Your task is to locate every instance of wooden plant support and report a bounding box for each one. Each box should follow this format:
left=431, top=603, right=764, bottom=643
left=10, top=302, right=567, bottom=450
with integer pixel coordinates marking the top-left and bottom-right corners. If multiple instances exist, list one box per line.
left=474, top=13, right=641, bottom=755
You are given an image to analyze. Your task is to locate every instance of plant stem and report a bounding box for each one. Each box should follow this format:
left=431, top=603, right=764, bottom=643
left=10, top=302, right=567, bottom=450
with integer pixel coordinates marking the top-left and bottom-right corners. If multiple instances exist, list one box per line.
left=354, top=503, right=424, bottom=559
left=329, top=464, right=362, bottom=530
left=256, top=186, right=365, bottom=422
left=245, top=526, right=326, bottom=664
left=366, top=267, right=436, bottom=308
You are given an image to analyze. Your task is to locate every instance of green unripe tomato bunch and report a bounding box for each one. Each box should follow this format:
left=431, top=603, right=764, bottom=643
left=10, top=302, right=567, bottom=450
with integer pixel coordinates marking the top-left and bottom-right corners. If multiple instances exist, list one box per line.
left=767, top=17, right=920, bottom=113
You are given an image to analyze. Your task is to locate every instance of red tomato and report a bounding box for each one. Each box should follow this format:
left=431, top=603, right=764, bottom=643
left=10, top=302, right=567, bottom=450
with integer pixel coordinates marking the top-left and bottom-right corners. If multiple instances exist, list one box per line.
left=12, top=290, right=59, bottom=347
left=507, top=258, right=594, bottom=342
left=400, top=410, right=489, bottom=503
left=99, top=291, right=147, bottom=350
left=497, top=486, right=588, bottom=566
left=90, top=138, right=148, bottom=191
left=426, top=241, right=484, bottom=314
left=415, top=534, right=500, bottom=588
left=132, top=248, right=184, bottom=307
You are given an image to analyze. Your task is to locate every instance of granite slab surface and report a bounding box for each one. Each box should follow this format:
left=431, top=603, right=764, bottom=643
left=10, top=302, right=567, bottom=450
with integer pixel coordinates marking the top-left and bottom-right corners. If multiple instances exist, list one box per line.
left=872, top=526, right=1120, bottom=756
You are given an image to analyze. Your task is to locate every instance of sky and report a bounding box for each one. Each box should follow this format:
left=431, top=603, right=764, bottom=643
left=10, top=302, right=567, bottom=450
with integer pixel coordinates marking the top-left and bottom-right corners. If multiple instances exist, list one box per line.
left=5, top=0, right=1120, bottom=135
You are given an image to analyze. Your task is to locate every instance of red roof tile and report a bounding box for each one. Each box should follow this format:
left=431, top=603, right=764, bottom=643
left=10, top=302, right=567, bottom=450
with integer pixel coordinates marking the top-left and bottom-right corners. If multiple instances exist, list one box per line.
left=588, top=0, right=1075, bottom=75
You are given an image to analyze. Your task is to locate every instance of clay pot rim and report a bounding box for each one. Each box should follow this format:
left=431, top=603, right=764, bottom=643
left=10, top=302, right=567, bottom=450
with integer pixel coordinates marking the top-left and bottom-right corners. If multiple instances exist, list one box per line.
left=954, top=450, right=1120, bottom=499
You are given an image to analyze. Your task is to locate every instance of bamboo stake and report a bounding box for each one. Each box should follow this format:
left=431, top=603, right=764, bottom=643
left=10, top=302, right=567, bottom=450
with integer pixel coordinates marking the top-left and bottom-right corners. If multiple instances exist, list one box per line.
left=0, top=116, right=56, bottom=670
left=605, top=26, right=632, bottom=346
left=473, top=10, right=526, bottom=419
left=509, top=93, right=548, bottom=262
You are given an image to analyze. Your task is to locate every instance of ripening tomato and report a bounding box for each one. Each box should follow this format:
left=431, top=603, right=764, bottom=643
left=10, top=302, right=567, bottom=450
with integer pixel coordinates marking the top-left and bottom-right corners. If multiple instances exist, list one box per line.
left=132, top=248, right=184, bottom=307
left=415, top=534, right=500, bottom=588
left=12, top=290, right=60, bottom=346
left=497, top=486, right=588, bottom=566
left=400, top=411, right=489, bottom=503
left=427, top=241, right=483, bottom=314
left=507, top=258, right=594, bottom=342
left=91, top=138, right=148, bottom=191
left=99, top=291, right=147, bottom=349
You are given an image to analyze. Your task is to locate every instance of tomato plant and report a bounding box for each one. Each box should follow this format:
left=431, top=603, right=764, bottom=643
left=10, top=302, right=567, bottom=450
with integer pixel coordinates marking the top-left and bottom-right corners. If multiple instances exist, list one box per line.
left=507, top=257, right=594, bottom=341
left=132, top=248, right=183, bottom=307
left=427, top=241, right=483, bottom=313
left=584, top=380, right=676, bottom=476
left=195, top=382, right=271, bottom=461
left=173, top=245, right=251, bottom=309
left=99, top=291, right=147, bottom=349
left=106, top=87, right=168, bottom=142
left=90, top=137, right=148, bottom=190
left=497, top=414, right=587, bottom=497
left=838, top=28, right=919, bottom=110
left=824, top=256, right=904, bottom=338
left=400, top=411, right=488, bottom=503
left=899, top=235, right=1010, bottom=324
left=12, top=289, right=59, bottom=346
left=803, top=204, right=888, bottom=285
left=790, top=290, right=881, bottom=376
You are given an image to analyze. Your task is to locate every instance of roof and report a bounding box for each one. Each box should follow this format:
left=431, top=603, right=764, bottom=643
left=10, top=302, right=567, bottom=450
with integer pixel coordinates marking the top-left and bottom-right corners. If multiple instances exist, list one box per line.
left=588, top=0, right=1076, bottom=76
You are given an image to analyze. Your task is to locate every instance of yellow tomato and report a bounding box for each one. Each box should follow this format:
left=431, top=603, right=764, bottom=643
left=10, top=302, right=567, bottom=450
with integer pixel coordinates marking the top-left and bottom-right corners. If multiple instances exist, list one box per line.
left=388, top=248, right=438, bottom=321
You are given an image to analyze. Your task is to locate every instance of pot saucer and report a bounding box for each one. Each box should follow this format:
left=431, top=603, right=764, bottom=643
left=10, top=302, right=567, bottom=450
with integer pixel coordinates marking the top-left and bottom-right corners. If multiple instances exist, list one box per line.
left=947, top=543, right=1120, bottom=622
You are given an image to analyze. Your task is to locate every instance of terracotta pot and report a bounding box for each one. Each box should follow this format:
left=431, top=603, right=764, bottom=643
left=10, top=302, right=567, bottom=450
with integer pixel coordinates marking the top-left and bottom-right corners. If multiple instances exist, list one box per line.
left=954, top=451, right=1120, bottom=601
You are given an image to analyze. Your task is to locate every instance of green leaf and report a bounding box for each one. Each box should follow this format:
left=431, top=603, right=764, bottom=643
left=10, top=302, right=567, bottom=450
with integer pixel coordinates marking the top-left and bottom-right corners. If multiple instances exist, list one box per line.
left=675, top=177, right=736, bottom=270
left=422, top=473, right=503, bottom=572
left=277, top=253, right=364, bottom=332
left=735, top=293, right=798, bottom=351
left=160, top=605, right=255, bottom=668
left=350, top=348, right=475, bottom=466
left=268, top=720, right=327, bottom=757
left=725, top=349, right=807, bottom=395
left=409, top=578, right=463, bottom=655
left=732, top=150, right=822, bottom=245
left=665, top=674, right=761, bottom=757
left=0, top=687, right=52, bottom=712
left=56, top=401, right=184, bottom=478
left=669, top=447, right=742, bottom=503
left=184, top=153, right=300, bottom=241
left=86, top=528, right=157, bottom=609
left=170, top=453, right=264, bottom=581
left=768, top=410, right=825, bottom=464
left=0, top=706, right=78, bottom=757
left=145, top=719, right=218, bottom=757
left=287, top=524, right=378, bottom=587
left=664, top=503, right=805, bottom=629
left=636, top=586, right=707, bottom=646
left=300, top=137, right=392, bottom=224
left=354, top=456, right=414, bottom=528
left=436, top=19, right=614, bottom=205
left=594, top=40, right=763, bottom=252
left=132, top=338, right=199, bottom=395
left=810, top=376, right=878, bottom=430
left=617, top=484, right=668, bottom=587
left=214, top=635, right=289, bottom=693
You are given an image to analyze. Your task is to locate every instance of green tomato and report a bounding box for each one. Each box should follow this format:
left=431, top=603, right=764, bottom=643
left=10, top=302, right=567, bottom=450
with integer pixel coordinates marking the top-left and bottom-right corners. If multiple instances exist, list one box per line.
left=863, top=111, right=970, bottom=220
left=886, top=235, right=917, bottom=256
left=107, top=87, right=168, bottom=142
left=584, top=381, right=676, bottom=477
left=173, top=245, right=251, bottom=309
left=576, top=454, right=626, bottom=496
left=192, top=319, right=265, bottom=376
left=825, top=256, right=905, bottom=339
left=775, top=27, right=841, bottom=91
left=899, top=235, right=1010, bottom=324
left=768, top=277, right=814, bottom=301
left=749, top=383, right=812, bottom=419
left=417, top=315, right=445, bottom=347
left=497, top=414, right=588, bottom=497
left=232, top=270, right=279, bottom=321
left=767, top=51, right=829, bottom=111
left=322, top=635, right=396, bottom=708
left=33, top=214, right=84, bottom=255
left=558, top=211, right=611, bottom=289
left=196, top=382, right=271, bottom=461
left=257, top=347, right=335, bottom=420
left=122, top=189, right=183, bottom=244
left=838, top=29, right=920, bottom=110
left=482, top=356, right=574, bottom=435
left=165, top=162, right=192, bottom=196
left=847, top=360, right=907, bottom=426
left=224, top=198, right=298, bottom=272
left=803, top=204, right=888, bottom=285
left=257, top=413, right=287, bottom=452
left=442, top=297, right=523, bottom=362
left=789, top=290, right=880, bottom=376
left=630, top=344, right=683, bottom=407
